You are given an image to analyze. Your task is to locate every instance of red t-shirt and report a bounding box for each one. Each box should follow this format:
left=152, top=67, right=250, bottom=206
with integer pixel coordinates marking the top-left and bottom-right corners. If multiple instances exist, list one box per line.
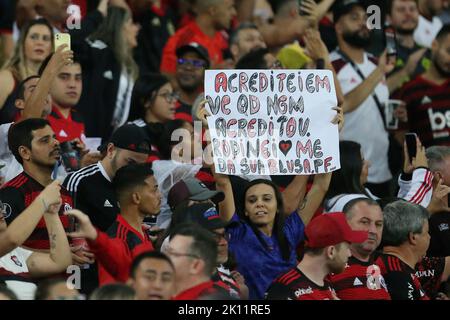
left=47, top=106, right=85, bottom=143
left=172, top=280, right=218, bottom=300
left=88, top=215, right=154, bottom=285
left=160, top=21, right=228, bottom=74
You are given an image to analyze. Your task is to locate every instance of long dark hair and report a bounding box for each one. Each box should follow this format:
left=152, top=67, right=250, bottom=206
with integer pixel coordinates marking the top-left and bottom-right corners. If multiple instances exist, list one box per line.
left=241, top=179, right=291, bottom=261
left=326, top=140, right=369, bottom=199
left=128, top=73, right=170, bottom=122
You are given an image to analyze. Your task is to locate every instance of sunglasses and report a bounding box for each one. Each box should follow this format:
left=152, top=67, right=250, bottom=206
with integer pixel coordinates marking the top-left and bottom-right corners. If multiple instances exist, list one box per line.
left=177, top=58, right=207, bottom=68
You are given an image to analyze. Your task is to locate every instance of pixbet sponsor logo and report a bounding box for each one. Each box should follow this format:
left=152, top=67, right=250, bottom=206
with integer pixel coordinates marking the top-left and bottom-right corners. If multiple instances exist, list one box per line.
left=428, top=109, right=450, bottom=131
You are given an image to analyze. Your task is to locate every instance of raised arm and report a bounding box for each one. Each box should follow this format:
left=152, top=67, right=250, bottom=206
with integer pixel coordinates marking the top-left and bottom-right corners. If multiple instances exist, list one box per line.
left=199, top=103, right=236, bottom=222
left=282, top=175, right=309, bottom=215
left=342, top=51, right=395, bottom=113
left=21, top=45, right=73, bottom=120
left=297, top=172, right=332, bottom=225
left=65, top=209, right=129, bottom=279
left=0, top=180, right=62, bottom=256
left=0, top=70, right=15, bottom=110
left=304, top=29, right=344, bottom=107
left=213, top=168, right=236, bottom=223
left=386, top=48, right=426, bottom=94
left=26, top=204, right=72, bottom=277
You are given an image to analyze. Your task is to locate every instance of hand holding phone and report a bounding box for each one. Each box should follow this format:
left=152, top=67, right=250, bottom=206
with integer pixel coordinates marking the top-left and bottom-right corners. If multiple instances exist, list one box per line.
left=405, top=133, right=417, bottom=161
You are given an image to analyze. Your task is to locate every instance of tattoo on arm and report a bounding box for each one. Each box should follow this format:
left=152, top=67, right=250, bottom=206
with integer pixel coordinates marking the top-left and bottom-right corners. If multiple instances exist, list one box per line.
left=50, top=233, right=57, bottom=250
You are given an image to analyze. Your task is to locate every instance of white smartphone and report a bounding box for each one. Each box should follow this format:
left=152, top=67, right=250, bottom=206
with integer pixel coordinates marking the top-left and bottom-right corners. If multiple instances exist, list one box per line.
left=54, top=33, right=71, bottom=51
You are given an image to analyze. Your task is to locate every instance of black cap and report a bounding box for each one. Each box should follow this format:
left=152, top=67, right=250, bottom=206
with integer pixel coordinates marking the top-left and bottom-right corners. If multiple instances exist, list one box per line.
left=109, top=124, right=151, bottom=154
left=333, top=0, right=367, bottom=23
left=181, top=203, right=230, bottom=231
left=176, top=42, right=210, bottom=67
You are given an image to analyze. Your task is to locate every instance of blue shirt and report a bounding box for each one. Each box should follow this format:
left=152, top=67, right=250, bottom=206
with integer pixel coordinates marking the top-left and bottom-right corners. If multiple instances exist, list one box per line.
left=227, top=212, right=305, bottom=299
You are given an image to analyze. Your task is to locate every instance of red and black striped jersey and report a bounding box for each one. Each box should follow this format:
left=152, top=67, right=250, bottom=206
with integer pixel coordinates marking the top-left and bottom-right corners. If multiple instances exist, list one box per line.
left=265, top=267, right=335, bottom=300
left=174, top=100, right=193, bottom=123
left=395, top=76, right=450, bottom=147
left=375, top=253, right=429, bottom=300
left=47, top=106, right=86, bottom=143
left=328, top=256, right=391, bottom=300
left=212, top=265, right=242, bottom=299
left=88, top=214, right=154, bottom=285
left=415, top=256, right=446, bottom=299
left=0, top=172, right=73, bottom=249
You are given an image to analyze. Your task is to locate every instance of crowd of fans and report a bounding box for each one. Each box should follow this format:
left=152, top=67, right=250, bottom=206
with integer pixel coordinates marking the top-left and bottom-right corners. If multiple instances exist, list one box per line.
left=0, top=0, right=450, bottom=301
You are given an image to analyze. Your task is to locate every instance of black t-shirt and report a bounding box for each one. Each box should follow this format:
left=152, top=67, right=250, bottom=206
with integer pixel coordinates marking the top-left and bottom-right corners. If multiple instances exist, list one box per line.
left=63, top=162, right=120, bottom=232
left=375, top=253, right=429, bottom=300
left=63, top=162, right=120, bottom=295
left=415, top=256, right=446, bottom=299
left=428, top=212, right=450, bottom=257
left=0, top=0, right=14, bottom=34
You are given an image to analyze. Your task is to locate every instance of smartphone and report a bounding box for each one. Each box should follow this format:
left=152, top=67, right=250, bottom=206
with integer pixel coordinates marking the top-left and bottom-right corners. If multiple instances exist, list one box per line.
left=54, top=33, right=71, bottom=51
left=384, top=25, right=397, bottom=63
left=405, top=133, right=417, bottom=160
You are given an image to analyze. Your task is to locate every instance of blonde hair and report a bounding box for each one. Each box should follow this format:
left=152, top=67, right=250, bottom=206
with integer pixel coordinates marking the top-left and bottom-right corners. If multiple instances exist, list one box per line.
left=2, top=18, right=53, bottom=81
left=88, top=7, right=138, bottom=80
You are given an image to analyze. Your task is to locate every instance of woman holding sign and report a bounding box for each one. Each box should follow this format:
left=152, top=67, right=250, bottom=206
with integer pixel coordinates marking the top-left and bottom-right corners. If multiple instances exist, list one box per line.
left=201, top=99, right=338, bottom=299
left=211, top=163, right=332, bottom=299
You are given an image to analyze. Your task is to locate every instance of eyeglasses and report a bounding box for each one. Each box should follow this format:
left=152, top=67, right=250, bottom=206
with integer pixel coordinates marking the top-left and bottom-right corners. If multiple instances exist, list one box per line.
left=211, top=231, right=230, bottom=243
left=177, top=58, right=207, bottom=69
left=164, top=248, right=200, bottom=259
left=157, top=91, right=179, bottom=103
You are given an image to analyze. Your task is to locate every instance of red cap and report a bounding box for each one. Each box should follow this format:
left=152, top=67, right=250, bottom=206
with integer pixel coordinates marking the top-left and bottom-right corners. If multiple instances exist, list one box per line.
left=305, top=212, right=368, bottom=248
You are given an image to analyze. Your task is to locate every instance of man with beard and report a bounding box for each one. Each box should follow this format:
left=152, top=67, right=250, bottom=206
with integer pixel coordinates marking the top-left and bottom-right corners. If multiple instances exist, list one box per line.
left=328, top=198, right=391, bottom=299
left=330, top=0, right=396, bottom=198
left=396, top=25, right=450, bottom=147
left=63, top=123, right=151, bottom=294
left=386, top=0, right=431, bottom=93
left=0, top=119, right=74, bottom=252
left=265, top=213, right=368, bottom=300
left=174, top=43, right=210, bottom=123
left=229, top=23, right=267, bottom=63
left=414, top=0, right=444, bottom=48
